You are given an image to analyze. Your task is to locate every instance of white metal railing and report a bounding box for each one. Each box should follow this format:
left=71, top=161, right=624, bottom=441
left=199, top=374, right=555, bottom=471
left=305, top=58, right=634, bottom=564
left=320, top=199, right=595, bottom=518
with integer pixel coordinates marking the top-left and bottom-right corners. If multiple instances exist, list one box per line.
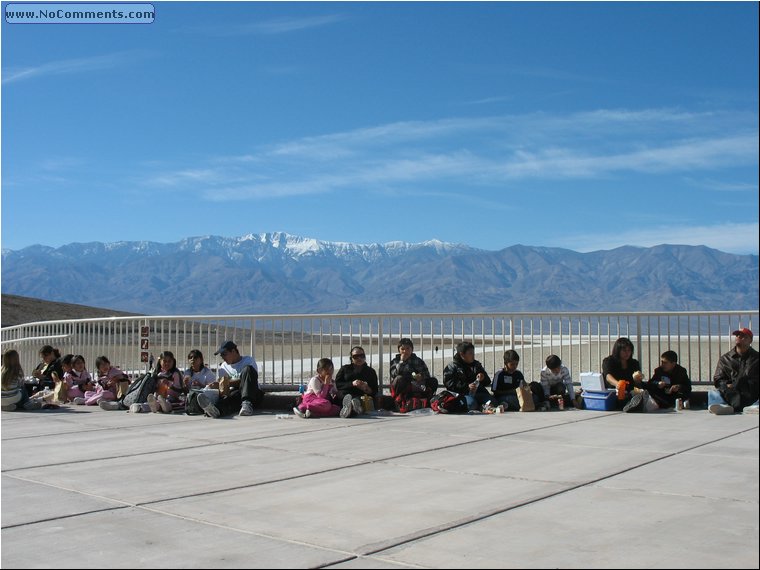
left=1, top=311, right=757, bottom=390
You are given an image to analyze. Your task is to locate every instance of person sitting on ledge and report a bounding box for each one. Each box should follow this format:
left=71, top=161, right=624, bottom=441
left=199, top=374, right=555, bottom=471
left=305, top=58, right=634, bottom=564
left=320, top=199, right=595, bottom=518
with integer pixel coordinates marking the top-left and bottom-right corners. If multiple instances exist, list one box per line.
left=708, top=328, right=759, bottom=415
left=443, top=341, right=491, bottom=411
left=196, top=340, right=264, bottom=418
left=389, top=338, right=438, bottom=413
left=335, top=346, right=378, bottom=418
left=602, top=337, right=656, bottom=413
left=293, top=358, right=341, bottom=419
left=30, top=345, right=62, bottom=394
left=645, top=350, right=692, bottom=410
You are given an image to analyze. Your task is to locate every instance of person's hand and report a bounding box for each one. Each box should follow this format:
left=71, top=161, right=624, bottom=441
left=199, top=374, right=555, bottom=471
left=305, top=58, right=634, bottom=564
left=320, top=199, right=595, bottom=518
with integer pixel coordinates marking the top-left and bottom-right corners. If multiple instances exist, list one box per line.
left=352, top=380, right=362, bottom=387
left=469, top=381, right=479, bottom=392
left=669, top=385, right=680, bottom=395
left=32, top=370, right=42, bottom=379
left=476, top=373, right=486, bottom=381
left=658, top=381, right=666, bottom=389
left=632, top=371, right=644, bottom=382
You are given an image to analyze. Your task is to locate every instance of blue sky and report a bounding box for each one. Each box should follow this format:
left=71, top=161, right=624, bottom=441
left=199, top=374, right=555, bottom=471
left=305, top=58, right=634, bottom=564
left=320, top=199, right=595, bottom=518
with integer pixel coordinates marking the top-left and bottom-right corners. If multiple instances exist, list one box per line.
left=1, top=2, right=758, bottom=255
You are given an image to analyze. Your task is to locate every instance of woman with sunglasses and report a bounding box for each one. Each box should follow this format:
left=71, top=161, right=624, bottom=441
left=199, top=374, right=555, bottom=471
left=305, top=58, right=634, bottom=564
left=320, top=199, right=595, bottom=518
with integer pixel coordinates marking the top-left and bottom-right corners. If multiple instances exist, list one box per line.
left=335, top=346, right=379, bottom=418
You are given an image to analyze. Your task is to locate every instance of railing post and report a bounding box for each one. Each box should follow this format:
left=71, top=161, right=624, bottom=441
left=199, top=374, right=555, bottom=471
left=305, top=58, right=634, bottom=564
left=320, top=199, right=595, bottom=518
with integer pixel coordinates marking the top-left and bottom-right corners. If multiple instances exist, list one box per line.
left=378, top=317, right=385, bottom=393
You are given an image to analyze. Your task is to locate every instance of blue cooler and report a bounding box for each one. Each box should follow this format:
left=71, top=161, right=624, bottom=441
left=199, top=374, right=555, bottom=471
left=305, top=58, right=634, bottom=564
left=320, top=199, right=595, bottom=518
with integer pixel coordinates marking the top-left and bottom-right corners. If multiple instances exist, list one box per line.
left=582, top=389, right=617, bottom=411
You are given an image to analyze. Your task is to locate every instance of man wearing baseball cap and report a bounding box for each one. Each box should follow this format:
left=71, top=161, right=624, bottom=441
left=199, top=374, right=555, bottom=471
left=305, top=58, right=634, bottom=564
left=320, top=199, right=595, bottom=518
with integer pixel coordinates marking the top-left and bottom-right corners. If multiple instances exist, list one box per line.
left=195, top=340, right=264, bottom=418
left=709, top=328, right=759, bottom=415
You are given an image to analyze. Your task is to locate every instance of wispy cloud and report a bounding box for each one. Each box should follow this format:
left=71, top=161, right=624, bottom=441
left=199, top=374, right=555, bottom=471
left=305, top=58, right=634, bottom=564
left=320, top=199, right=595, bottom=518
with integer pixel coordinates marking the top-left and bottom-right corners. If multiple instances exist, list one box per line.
left=683, top=177, right=759, bottom=192
left=186, top=14, right=347, bottom=37
left=461, top=96, right=512, bottom=106
left=142, top=108, right=758, bottom=203
left=2, top=51, right=147, bottom=85
left=554, top=222, right=760, bottom=255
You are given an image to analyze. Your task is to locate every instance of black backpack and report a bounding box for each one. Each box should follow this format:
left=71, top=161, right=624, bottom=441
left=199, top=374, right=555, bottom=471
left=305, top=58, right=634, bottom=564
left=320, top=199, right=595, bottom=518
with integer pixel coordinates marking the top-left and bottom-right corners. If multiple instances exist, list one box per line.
left=120, top=373, right=157, bottom=408
left=430, top=390, right=468, bottom=414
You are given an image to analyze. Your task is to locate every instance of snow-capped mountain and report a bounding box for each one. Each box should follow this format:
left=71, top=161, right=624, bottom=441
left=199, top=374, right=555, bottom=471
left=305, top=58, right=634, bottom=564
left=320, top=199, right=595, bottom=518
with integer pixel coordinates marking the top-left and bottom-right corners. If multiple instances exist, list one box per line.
left=1, top=233, right=757, bottom=314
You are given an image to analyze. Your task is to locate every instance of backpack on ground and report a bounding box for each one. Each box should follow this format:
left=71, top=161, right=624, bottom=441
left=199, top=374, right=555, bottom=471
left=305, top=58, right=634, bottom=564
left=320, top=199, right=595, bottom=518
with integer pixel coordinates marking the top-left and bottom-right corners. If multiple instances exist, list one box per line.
left=120, top=373, right=157, bottom=408
left=430, top=390, right=468, bottom=414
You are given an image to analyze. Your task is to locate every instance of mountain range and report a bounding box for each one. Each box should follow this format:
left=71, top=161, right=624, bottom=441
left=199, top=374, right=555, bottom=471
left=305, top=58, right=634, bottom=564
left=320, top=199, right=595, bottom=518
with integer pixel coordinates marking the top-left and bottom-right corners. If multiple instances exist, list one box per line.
left=1, top=233, right=758, bottom=314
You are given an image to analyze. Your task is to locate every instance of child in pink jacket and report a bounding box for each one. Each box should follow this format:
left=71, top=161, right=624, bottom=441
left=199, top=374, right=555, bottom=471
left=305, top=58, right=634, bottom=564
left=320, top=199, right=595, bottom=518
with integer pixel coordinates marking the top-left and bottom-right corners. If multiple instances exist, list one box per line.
left=66, top=355, right=94, bottom=402
left=293, top=358, right=340, bottom=418
left=83, top=356, right=126, bottom=406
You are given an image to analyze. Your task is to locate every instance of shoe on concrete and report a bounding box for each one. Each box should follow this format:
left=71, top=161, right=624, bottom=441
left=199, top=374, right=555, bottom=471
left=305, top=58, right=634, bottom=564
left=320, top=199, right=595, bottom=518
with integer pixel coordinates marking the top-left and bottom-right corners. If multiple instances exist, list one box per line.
left=239, top=400, right=254, bottom=416
left=23, top=400, right=43, bottom=411
left=72, top=397, right=86, bottom=405
left=304, top=409, right=311, bottom=418
left=157, top=395, right=172, bottom=414
left=99, top=400, right=121, bottom=411
left=709, top=403, right=735, bottom=415
left=351, top=397, right=363, bottom=415
left=293, top=406, right=306, bottom=418
left=623, top=393, right=645, bottom=413
left=196, top=392, right=220, bottom=418
left=147, top=394, right=160, bottom=413
left=742, top=404, right=759, bottom=415
left=129, top=403, right=143, bottom=413
left=340, top=394, right=353, bottom=418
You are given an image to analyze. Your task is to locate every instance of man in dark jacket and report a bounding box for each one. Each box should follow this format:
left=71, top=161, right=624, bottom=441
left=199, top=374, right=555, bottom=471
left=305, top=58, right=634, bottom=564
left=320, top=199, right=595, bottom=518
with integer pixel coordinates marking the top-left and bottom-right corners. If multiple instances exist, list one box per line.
left=709, top=328, right=759, bottom=415
left=443, top=341, right=491, bottom=411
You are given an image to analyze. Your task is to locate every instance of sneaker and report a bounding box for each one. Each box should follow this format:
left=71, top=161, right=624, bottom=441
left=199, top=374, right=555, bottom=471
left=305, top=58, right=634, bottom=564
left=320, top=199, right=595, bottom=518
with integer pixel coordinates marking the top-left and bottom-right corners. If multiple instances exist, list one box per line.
left=23, top=400, right=42, bottom=411
left=340, top=394, right=353, bottom=418
left=239, top=400, right=254, bottom=416
left=157, top=395, right=173, bottom=414
left=196, top=392, right=220, bottom=418
left=642, top=391, right=660, bottom=413
left=147, top=394, right=160, bottom=413
left=293, top=406, right=306, bottom=418
left=99, top=400, right=121, bottom=411
left=742, top=404, right=759, bottom=415
left=72, top=397, right=86, bottom=405
left=351, top=397, right=363, bottom=415
left=304, top=409, right=311, bottom=418
left=709, top=403, right=735, bottom=415
left=623, top=393, right=645, bottom=413
left=129, top=403, right=143, bottom=413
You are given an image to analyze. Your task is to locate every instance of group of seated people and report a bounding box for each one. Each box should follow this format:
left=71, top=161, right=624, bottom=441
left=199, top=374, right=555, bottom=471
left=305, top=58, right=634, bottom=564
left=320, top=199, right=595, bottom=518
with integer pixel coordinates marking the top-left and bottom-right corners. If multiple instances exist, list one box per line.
left=2, top=328, right=758, bottom=417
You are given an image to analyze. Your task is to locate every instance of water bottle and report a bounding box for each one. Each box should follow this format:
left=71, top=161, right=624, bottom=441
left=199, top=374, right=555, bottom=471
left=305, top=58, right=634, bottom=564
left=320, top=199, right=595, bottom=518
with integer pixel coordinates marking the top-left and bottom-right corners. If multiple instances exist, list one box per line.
left=298, top=384, right=305, bottom=395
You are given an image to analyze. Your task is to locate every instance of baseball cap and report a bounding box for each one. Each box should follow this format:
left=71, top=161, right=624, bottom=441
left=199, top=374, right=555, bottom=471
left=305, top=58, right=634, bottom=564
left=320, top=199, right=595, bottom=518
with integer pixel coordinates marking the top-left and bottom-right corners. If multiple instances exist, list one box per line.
left=732, top=328, right=753, bottom=340
left=214, top=340, right=237, bottom=355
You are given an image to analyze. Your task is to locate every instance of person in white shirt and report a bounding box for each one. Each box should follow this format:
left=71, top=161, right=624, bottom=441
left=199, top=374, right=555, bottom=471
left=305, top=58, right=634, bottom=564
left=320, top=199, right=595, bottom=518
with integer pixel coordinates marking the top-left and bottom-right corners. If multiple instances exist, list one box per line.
left=540, top=355, right=575, bottom=409
left=195, top=341, right=263, bottom=418
left=183, top=350, right=217, bottom=389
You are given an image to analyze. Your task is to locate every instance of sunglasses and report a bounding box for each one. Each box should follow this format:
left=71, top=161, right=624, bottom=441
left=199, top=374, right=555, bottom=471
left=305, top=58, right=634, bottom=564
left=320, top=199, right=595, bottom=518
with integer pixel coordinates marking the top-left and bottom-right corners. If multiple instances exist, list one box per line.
left=351, top=354, right=366, bottom=360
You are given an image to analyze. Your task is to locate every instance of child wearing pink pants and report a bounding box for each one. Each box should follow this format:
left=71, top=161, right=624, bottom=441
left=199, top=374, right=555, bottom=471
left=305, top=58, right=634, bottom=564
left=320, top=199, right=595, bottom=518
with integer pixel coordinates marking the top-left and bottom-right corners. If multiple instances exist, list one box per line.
left=65, top=355, right=93, bottom=401
left=294, top=358, right=340, bottom=418
left=83, top=356, right=126, bottom=405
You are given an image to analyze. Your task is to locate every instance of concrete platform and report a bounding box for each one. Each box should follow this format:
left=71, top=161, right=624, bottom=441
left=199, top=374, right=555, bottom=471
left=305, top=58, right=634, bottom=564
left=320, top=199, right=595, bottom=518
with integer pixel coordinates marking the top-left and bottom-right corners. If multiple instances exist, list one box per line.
left=1, top=406, right=757, bottom=569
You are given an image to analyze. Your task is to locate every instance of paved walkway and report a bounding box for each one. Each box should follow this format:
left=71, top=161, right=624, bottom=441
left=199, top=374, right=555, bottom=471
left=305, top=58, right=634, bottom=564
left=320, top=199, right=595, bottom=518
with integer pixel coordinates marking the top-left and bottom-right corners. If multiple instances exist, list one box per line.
left=1, top=405, right=758, bottom=569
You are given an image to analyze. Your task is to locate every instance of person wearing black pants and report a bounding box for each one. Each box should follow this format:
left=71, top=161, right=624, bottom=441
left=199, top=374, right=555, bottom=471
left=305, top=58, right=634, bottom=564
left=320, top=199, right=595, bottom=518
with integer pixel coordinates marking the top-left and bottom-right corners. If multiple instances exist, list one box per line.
left=195, top=341, right=264, bottom=418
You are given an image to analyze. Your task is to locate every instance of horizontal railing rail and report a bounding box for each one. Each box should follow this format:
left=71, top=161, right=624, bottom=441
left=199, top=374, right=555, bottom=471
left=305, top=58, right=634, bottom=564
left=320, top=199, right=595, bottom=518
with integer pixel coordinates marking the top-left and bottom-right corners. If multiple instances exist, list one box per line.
left=2, top=311, right=757, bottom=390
